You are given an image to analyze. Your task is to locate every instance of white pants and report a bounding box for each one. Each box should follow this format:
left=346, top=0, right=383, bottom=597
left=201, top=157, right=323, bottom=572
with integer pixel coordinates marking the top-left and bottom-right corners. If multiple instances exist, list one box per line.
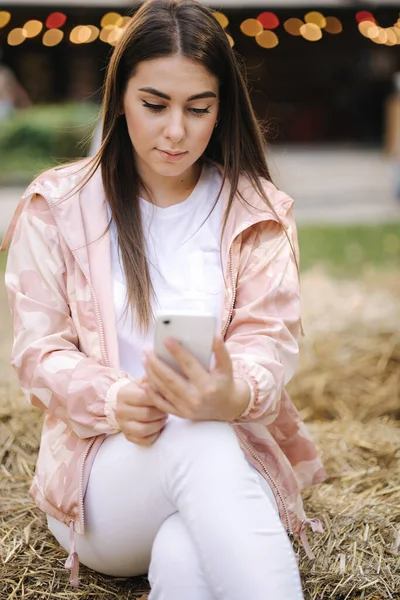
left=48, top=417, right=304, bottom=599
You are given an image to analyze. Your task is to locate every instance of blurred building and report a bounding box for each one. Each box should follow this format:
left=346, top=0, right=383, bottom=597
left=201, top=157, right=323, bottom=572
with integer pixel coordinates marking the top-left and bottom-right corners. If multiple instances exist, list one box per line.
left=0, top=0, right=399, bottom=144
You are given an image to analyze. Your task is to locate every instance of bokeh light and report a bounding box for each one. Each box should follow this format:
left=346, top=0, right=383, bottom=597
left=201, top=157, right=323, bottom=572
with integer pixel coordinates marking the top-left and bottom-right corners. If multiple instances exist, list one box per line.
left=108, top=27, right=124, bottom=46
left=23, top=20, right=43, bottom=38
left=85, top=25, right=100, bottom=43
left=257, top=12, right=279, bottom=30
left=8, top=28, right=27, bottom=46
left=70, top=26, right=82, bottom=44
left=356, top=11, right=376, bottom=24
left=43, top=29, right=64, bottom=47
left=240, top=19, right=263, bottom=37
left=116, top=16, right=132, bottom=28
left=385, top=29, right=397, bottom=46
left=284, top=18, right=303, bottom=36
left=305, top=12, right=326, bottom=29
left=358, top=20, right=378, bottom=38
left=226, top=33, right=234, bottom=47
left=256, top=30, right=279, bottom=49
left=100, top=13, right=122, bottom=28
left=370, top=28, right=387, bottom=44
left=300, top=23, right=322, bottom=42
left=390, top=27, right=400, bottom=43
left=213, top=12, right=229, bottom=29
left=46, top=12, right=67, bottom=29
left=99, top=25, right=116, bottom=44
left=324, top=17, right=342, bottom=35
left=0, top=11, right=11, bottom=28
left=78, top=26, right=92, bottom=43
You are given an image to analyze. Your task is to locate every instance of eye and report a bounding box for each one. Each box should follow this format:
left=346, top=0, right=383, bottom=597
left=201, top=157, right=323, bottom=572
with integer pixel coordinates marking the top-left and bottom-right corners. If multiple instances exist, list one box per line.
left=142, top=100, right=165, bottom=112
left=190, top=107, right=211, bottom=115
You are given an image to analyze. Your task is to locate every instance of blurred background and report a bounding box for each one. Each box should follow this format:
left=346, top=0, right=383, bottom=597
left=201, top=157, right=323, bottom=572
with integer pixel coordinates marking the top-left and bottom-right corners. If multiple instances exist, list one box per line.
left=0, top=2, right=399, bottom=600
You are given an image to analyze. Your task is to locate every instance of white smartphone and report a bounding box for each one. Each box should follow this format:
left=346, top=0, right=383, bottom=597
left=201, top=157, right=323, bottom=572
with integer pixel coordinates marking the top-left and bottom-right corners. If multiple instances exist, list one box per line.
left=153, top=312, right=217, bottom=376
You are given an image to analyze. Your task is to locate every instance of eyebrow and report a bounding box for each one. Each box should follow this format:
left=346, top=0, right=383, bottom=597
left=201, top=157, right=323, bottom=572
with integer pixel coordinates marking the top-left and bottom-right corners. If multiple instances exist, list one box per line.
left=138, top=87, right=217, bottom=101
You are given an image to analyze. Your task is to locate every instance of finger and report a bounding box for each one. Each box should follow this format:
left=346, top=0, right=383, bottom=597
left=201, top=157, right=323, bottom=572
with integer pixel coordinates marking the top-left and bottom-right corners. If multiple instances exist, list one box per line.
left=126, top=430, right=162, bottom=447
left=129, top=405, right=168, bottom=422
left=144, top=355, right=187, bottom=404
left=163, top=338, right=208, bottom=382
left=212, top=335, right=233, bottom=374
left=144, top=384, right=182, bottom=418
left=128, top=416, right=167, bottom=439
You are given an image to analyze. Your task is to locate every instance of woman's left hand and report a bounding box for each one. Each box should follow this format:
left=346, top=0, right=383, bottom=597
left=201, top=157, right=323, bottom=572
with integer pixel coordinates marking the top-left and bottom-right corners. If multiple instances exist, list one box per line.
left=141, top=336, right=250, bottom=422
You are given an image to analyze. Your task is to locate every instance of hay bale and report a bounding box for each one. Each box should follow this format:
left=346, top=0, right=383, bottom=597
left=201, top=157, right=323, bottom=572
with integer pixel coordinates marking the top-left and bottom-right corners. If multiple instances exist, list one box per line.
left=1, top=269, right=399, bottom=599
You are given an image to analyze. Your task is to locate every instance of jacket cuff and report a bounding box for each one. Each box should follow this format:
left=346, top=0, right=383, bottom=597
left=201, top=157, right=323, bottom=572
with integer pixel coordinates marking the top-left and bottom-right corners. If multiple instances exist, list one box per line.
left=232, top=362, right=259, bottom=420
left=104, top=378, right=131, bottom=431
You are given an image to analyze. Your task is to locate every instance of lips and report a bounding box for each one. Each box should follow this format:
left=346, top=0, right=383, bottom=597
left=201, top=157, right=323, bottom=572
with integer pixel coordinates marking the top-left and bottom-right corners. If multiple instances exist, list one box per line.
left=159, top=150, right=186, bottom=156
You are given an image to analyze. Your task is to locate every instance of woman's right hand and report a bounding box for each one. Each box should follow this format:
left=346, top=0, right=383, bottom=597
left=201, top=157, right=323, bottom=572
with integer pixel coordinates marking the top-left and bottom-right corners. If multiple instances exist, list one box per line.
left=115, top=381, right=168, bottom=446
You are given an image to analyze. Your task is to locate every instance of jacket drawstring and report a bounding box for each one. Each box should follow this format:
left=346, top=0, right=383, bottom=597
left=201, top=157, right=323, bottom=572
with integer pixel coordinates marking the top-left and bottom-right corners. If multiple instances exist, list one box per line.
left=65, top=521, right=80, bottom=587
left=299, top=518, right=324, bottom=560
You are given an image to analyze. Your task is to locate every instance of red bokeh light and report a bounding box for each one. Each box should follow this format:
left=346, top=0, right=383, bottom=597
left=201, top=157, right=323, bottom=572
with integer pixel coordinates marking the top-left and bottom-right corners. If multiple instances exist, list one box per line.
left=46, top=12, right=67, bottom=29
left=257, top=12, right=279, bottom=30
left=356, top=11, right=376, bottom=24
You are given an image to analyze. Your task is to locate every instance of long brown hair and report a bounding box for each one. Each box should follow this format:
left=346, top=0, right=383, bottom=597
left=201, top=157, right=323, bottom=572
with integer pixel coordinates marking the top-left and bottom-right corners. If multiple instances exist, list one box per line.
left=87, top=0, right=295, bottom=333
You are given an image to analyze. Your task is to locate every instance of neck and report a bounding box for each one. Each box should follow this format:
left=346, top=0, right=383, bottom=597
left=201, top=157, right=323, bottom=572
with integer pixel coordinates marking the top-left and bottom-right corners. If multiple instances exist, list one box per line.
left=138, top=161, right=202, bottom=208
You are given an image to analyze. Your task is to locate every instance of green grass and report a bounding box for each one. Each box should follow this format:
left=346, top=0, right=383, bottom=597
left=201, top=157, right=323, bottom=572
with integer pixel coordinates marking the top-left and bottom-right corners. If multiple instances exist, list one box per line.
left=0, top=103, right=99, bottom=185
left=0, top=224, right=399, bottom=276
left=298, top=223, right=400, bottom=276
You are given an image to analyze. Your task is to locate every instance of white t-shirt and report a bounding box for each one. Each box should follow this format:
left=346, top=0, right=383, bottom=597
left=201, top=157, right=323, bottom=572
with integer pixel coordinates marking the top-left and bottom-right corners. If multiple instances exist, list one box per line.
left=108, top=163, right=224, bottom=380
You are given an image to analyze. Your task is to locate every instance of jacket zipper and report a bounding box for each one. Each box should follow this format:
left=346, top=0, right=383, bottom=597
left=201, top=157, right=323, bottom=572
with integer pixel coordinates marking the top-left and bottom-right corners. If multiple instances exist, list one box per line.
left=221, top=248, right=237, bottom=338
left=78, top=437, right=96, bottom=532
left=233, top=425, right=293, bottom=536
left=222, top=246, right=293, bottom=538
left=40, top=190, right=111, bottom=533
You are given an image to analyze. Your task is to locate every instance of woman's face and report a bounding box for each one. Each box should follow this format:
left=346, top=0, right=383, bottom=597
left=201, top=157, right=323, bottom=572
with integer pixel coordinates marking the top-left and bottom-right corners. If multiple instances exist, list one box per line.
left=122, top=55, right=219, bottom=180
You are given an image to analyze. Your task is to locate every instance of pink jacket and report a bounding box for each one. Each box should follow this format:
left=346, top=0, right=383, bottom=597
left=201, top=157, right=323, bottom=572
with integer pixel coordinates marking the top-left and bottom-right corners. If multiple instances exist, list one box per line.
left=2, top=160, right=326, bottom=578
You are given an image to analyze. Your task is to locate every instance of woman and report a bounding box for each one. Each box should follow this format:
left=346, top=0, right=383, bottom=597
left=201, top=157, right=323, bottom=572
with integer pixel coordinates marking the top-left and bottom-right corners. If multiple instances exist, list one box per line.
left=2, top=0, right=326, bottom=598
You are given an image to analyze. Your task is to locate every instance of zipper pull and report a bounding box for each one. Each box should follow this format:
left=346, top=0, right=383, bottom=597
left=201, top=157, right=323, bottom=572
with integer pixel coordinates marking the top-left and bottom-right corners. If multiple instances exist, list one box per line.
left=299, top=518, right=323, bottom=560
left=65, top=521, right=80, bottom=587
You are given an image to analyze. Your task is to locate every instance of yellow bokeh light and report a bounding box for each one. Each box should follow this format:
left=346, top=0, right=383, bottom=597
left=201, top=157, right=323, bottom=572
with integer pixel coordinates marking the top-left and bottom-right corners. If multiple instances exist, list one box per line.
left=108, top=27, right=124, bottom=46
left=0, top=11, right=11, bottom=28
left=240, top=19, right=263, bottom=37
left=256, top=30, right=279, bottom=49
left=305, top=11, right=326, bottom=29
left=358, top=20, right=377, bottom=38
left=77, top=26, right=92, bottom=43
left=213, top=12, right=229, bottom=29
left=43, top=29, right=64, bottom=47
left=300, top=23, right=322, bottom=42
left=100, top=25, right=116, bottom=44
left=226, top=33, right=234, bottom=47
left=390, top=26, right=400, bottom=43
left=101, top=12, right=122, bottom=28
left=324, top=17, right=342, bottom=35
left=8, top=28, right=27, bottom=46
left=370, top=27, right=387, bottom=44
left=70, top=26, right=83, bottom=44
left=284, top=18, right=303, bottom=36
left=85, top=25, right=100, bottom=43
left=386, top=28, right=397, bottom=46
left=116, top=16, right=131, bottom=29
left=23, top=20, right=43, bottom=38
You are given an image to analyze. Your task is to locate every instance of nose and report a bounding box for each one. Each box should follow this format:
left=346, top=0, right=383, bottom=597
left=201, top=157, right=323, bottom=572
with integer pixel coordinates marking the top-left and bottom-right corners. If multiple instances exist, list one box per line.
left=163, top=109, right=185, bottom=144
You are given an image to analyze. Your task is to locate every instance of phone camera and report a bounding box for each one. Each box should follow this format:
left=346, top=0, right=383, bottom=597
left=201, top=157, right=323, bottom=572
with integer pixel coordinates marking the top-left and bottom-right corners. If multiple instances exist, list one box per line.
left=163, top=320, right=171, bottom=325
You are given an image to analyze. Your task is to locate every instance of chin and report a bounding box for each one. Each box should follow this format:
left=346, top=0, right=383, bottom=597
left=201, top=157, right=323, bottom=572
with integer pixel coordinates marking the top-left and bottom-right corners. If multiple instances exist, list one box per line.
left=152, top=161, right=195, bottom=178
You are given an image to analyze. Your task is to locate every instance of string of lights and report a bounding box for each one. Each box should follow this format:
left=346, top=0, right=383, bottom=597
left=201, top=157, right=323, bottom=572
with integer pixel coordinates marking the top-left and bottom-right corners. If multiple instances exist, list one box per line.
left=0, top=9, right=399, bottom=48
